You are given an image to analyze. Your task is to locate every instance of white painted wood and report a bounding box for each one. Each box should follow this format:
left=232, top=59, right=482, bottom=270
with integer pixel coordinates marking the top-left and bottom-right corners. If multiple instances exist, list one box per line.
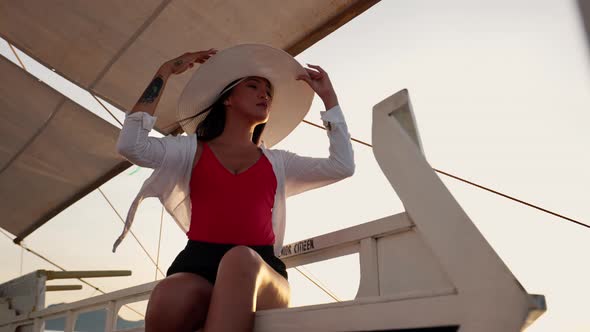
left=371, top=90, right=542, bottom=331
left=280, top=212, right=413, bottom=268
left=105, top=301, right=117, bottom=332
left=377, top=228, right=455, bottom=296
left=524, top=295, right=547, bottom=330
left=256, top=293, right=461, bottom=331
left=282, top=242, right=359, bottom=269
left=0, top=271, right=45, bottom=316
left=356, top=238, right=379, bottom=298
left=32, top=318, right=41, bottom=332
left=0, top=299, right=16, bottom=323
left=63, top=310, right=74, bottom=332
left=0, top=282, right=156, bottom=328
left=30, top=281, right=157, bottom=319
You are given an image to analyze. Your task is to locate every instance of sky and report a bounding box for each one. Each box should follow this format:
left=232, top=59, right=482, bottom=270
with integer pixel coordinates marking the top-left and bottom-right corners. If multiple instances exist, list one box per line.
left=1, top=0, right=589, bottom=331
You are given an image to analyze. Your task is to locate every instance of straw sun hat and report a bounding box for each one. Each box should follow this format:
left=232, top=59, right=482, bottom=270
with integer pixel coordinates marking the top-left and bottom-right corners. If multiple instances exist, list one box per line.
left=177, top=44, right=315, bottom=147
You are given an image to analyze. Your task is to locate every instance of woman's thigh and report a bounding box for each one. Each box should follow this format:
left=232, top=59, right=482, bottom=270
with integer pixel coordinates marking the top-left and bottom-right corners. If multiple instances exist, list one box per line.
left=146, top=272, right=213, bottom=332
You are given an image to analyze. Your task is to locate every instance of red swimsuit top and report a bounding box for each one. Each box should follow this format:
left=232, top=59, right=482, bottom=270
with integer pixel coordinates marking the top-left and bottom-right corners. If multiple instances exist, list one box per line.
left=186, top=141, right=277, bottom=246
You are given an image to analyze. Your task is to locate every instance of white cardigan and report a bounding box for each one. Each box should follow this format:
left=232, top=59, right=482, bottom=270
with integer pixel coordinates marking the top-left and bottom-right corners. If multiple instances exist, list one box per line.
left=113, top=105, right=355, bottom=256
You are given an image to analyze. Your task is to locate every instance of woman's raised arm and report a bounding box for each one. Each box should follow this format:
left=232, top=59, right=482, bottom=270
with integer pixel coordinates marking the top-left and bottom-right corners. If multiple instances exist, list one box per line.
left=116, top=49, right=217, bottom=168
left=128, top=49, right=217, bottom=116
left=284, top=65, right=355, bottom=196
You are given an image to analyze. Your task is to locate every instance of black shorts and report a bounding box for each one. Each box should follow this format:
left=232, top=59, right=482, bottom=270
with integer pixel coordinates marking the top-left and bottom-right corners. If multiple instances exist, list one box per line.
left=166, top=240, right=288, bottom=285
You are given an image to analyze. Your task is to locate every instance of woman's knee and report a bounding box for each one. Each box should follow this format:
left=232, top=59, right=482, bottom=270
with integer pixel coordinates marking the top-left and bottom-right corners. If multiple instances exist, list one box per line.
left=150, top=273, right=213, bottom=309
left=217, top=246, right=262, bottom=280
left=146, top=273, right=213, bottom=331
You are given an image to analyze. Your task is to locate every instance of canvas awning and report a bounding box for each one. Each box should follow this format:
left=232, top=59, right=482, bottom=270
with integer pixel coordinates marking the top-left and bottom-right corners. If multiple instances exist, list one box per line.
left=0, top=56, right=130, bottom=242
left=0, top=0, right=378, bottom=134
left=0, top=1, right=379, bottom=242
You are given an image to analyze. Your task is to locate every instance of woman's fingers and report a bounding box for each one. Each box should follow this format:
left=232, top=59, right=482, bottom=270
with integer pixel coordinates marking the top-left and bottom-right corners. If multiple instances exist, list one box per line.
left=307, top=64, right=327, bottom=75
left=162, top=49, right=217, bottom=76
left=303, top=68, right=322, bottom=80
left=189, top=48, right=217, bottom=63
left=170, top=49, right=216, bottom=65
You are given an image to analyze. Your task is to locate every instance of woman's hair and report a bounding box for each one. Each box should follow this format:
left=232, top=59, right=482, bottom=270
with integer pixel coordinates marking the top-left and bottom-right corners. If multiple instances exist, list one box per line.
left=195, top=78, right=267, bottom=145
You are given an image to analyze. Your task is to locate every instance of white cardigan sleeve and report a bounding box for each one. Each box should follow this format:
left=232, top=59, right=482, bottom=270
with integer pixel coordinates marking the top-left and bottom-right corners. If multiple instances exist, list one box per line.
left=284, top=105, right=355, bottom=197
left=116, top=111, right=166, bottom=169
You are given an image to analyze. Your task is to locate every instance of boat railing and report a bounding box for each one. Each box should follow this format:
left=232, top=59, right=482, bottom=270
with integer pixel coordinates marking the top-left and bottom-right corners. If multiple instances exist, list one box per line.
left=0, top=212, right=419, bottom=332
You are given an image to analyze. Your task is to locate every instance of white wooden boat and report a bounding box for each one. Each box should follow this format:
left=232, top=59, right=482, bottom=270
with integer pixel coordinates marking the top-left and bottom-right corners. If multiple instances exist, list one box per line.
left=0, top=89, right=545, bottom=331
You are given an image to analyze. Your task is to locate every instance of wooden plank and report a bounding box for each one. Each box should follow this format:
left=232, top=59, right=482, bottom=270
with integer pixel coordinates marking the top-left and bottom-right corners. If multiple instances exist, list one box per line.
left=45, top=285, right=82, bottom=292
left=279, top=213, right=413, bottom=260
left=44, top=270, right=131, bottom=280
left=29, top=281, right=157, bottom=319
left=282, top=242, right=359, bottom=269
left=255, top=292, right=460, bottom=331
left=104, top=301, right=117, bottom=332
left=356, top=237, right=379, bottom=298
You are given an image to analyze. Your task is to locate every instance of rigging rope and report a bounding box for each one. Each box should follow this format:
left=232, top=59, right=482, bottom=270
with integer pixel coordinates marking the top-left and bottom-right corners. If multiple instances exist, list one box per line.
left=91, top=94, right=124, bottom=127
left=302, top=120, right=588, bottom=230
left=97, top=188, right=165, bottom=276
left=294, top=266, right=341, bottom=302
left=155, top=206, right=165, bottom=281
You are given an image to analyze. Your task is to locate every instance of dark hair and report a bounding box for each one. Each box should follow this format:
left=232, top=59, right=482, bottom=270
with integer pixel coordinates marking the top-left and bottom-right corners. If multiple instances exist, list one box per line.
left=195, top=78, right=267, bottom=145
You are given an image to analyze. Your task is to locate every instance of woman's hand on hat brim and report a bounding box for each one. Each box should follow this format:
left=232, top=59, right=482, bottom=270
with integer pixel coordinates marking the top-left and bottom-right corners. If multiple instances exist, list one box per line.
left=297, top=64, right=339, bottom=109
left=161, top=49, right=218, bottom=76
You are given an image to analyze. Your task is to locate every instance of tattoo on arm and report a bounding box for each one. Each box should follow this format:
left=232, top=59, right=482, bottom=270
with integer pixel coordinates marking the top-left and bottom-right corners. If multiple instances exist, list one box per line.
left=139, top=76, right=164, bottom=104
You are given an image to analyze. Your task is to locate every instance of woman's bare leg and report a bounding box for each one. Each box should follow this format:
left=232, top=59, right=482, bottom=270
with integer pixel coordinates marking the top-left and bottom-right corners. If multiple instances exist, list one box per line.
left=145, top=272, right=214, bottom=332
left=202, top=246, right=290, bottom=332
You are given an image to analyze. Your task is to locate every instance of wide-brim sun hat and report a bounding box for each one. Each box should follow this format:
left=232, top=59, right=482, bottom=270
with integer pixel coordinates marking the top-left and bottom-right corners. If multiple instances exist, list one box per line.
left=177, top=44, right=315, bottom=148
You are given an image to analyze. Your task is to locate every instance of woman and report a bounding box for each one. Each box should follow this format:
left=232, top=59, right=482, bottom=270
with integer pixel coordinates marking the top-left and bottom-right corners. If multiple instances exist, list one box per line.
left=114, top=44, right=355, bottom=332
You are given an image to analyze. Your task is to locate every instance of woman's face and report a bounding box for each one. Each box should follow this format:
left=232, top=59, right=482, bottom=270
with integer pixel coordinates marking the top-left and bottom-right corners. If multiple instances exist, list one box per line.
left=225, top=76, right=273, bottom=125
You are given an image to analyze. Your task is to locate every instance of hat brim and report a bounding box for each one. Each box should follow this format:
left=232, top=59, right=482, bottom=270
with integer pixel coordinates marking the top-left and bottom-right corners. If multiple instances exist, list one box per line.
left=177, top=44, right=314, bottom=148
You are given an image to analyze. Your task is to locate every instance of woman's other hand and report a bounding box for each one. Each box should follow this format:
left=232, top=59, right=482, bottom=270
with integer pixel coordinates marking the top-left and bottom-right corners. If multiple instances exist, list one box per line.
left=296, top=64, right=339, bottom=109
left=160, top=48, right=218, bottom=77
